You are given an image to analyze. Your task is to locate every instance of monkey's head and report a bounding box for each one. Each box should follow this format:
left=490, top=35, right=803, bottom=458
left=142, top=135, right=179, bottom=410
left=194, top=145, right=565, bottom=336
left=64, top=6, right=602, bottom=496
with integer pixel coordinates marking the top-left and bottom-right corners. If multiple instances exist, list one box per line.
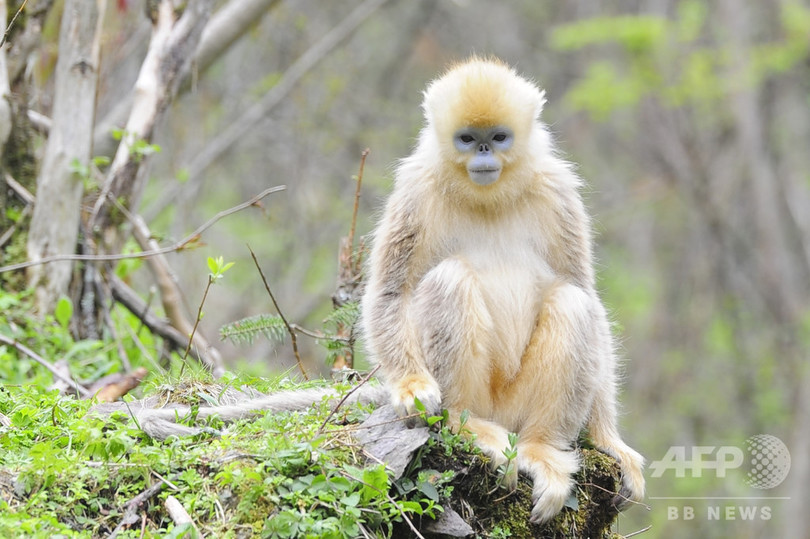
left=420, top=57, right=547, bottom=199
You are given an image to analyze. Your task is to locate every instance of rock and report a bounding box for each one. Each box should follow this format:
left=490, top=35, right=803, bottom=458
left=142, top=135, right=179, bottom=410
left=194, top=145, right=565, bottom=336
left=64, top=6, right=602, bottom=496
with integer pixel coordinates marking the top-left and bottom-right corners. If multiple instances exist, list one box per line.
left=353, top=405, right=430, bottom=480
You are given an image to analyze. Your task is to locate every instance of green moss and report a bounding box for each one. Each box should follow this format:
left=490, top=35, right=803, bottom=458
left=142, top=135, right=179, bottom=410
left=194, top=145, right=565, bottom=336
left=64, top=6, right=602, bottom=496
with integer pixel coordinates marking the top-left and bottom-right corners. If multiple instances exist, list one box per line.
left=416, top=441, right=623, bottom=538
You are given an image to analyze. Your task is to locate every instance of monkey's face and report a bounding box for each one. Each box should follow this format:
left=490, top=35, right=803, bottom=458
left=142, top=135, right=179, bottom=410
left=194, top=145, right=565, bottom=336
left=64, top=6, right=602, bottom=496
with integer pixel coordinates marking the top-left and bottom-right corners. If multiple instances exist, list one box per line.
left=453, top=126, right=514, bottom=186
left=419, top=58, right=547, bottom=204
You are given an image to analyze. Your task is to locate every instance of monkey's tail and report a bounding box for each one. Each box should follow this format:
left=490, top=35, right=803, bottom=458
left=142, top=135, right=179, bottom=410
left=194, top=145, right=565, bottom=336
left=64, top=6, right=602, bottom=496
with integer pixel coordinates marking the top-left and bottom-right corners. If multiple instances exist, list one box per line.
left=91, top=384, right=389, bottom=440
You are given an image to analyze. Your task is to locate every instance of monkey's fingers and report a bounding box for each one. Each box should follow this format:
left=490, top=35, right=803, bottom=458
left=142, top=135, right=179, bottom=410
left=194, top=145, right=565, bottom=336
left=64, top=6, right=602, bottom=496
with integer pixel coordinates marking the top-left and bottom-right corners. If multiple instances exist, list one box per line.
left=390, top=373, right=442, bottom=426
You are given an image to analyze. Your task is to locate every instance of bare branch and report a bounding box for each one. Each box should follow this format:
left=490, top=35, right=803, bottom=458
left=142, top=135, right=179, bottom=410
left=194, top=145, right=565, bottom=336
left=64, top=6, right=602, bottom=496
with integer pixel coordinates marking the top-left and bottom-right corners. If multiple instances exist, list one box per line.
left=194, top=0, right=283, bottom=75
left=348, top=148, right=370, bottom=254
left=0, top=173, right=33, bottom=249
left=318, top=364, right=380, bottom=432
left=0, top=185, right=285, bottom=273
left=90, top=0, right=214, bottom=245
left=93, top=0, right=284, bottom=155
left=248, top=245, right=309, bottom=380
left=0, top=0, right=26, bottom=48
left=129, top=212, right=224, bottom=377
left=0, top=0, right=11, bottom=151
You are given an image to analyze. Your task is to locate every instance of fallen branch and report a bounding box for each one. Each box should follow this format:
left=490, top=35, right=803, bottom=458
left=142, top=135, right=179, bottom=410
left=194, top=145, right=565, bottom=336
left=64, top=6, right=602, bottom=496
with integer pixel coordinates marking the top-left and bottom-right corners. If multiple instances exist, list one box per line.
left=106, top=477, right=169, bottom=539
left=88, top=367, right=149, bottom=403
left=165, top=495, right=201, bottom=537
left=109, top=275, right=195, bottom=358
left=0, top=334, right=91, bottom=397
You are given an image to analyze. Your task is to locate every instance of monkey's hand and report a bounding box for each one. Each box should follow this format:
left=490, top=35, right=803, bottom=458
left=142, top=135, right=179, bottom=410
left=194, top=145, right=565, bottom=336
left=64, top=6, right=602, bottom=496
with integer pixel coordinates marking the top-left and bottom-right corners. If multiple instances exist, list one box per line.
left=390, top=373, right=442, bottom=426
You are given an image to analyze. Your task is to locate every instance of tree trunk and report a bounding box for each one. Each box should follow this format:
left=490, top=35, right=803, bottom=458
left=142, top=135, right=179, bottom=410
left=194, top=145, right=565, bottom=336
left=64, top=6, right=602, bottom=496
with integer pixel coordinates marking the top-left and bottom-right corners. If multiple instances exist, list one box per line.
left=25, top=0, right=105, bottom=314
left=0, top=0, right=12, bottom=151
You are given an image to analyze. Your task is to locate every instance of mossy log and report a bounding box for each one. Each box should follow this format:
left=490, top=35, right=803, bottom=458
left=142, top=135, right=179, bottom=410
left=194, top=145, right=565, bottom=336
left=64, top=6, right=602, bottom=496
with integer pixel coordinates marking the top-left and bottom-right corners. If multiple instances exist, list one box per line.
left=359, top=406, right=626, bottom=538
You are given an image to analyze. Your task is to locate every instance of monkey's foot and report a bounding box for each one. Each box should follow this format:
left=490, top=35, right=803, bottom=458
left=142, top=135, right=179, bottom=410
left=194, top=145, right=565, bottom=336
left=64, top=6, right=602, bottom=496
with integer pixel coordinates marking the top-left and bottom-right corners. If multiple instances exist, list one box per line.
left=599, top=441, right=645, bottom=510
left=390, top=373, right=442, bottom=425
left=455, top=415, right=519, bottom=489
left=517, top=442, right=579, bottom=524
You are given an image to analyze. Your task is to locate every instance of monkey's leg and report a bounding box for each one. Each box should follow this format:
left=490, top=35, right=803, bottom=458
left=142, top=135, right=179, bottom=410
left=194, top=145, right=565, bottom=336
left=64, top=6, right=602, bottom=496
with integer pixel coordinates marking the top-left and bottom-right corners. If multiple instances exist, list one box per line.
left=408, top=258, right=517, bottom=474
left=444, top=412, right=519, bottom=488
left=509, top=282, right=601, bottom=523
left=586, top=347, right=645, bottom=508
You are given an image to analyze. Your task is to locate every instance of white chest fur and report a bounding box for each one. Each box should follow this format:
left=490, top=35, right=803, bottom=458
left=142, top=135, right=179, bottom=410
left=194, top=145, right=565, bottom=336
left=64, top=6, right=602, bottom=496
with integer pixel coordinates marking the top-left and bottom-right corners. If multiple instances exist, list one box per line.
left=433, top=208, right=554, bottom=377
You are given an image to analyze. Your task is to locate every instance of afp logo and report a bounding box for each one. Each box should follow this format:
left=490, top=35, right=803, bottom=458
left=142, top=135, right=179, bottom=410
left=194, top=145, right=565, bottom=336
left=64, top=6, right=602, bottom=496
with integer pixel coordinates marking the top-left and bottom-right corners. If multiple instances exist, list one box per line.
left=649, top=434, right=791, bottom=489
left=744, top=434, right=791, bottom=489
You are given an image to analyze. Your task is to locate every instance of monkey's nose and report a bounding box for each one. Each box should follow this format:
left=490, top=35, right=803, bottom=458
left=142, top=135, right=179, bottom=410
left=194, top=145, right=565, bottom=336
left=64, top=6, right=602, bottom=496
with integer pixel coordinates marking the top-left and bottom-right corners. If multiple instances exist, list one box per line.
left=478, top=143, right=490, bottom=153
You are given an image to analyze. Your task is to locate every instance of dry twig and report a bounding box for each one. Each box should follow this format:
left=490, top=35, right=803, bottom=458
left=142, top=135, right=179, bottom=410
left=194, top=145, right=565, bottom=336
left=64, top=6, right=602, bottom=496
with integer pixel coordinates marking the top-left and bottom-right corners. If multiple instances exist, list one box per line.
left=247, top=245, right=309, bottom=380
left=0, top=0, right=27, bottom=48
left=318, top=364, right=381, bottom=432
left=624, top=525, right=653, bottom=538
left=347, top=148, right=369, bottom=252
left=106, top=478, right=169, bottom=539
left=331, top=149, right=370, bottom=369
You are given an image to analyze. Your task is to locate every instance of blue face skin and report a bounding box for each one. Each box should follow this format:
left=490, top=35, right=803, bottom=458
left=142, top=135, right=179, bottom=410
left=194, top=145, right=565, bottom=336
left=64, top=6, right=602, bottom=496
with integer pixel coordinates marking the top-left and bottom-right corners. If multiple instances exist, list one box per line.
left=453, top=126, right=514, bottom=186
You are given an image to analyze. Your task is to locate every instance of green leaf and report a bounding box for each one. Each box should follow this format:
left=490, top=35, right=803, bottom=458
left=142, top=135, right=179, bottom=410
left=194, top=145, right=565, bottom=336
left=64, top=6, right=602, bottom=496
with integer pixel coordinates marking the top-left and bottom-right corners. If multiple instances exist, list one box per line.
left=92, top=155, right=111, bottom=167
left=54, top=297, right=73, bottom=329
left=417, top=481, right=439, bottom=501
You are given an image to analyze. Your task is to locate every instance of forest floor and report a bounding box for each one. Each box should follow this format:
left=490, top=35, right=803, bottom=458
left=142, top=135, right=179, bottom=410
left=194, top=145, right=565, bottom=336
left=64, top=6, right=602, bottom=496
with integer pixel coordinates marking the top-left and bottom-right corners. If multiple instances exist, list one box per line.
left=0, top=289, right=632, bottom=538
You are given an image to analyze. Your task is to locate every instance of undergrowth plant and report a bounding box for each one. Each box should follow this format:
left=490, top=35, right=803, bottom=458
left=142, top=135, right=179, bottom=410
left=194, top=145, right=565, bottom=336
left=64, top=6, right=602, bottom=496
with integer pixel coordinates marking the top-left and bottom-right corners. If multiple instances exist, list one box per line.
left=219, top=301, right=360, bottom=368
left=0, top=371, right=469, bottom=538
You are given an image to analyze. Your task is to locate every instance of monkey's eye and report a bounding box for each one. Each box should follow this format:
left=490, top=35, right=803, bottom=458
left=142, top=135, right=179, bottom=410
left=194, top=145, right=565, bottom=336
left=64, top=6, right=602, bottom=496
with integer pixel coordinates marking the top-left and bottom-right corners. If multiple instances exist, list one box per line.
left=459, top=134, right=475, bottom=144
left=493, top=133, right=508, bottom=142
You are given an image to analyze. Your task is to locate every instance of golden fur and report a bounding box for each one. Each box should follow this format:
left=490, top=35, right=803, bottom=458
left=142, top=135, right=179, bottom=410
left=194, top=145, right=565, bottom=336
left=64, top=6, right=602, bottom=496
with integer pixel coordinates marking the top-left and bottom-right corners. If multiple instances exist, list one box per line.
left=361, top=57, right=645, bottom=523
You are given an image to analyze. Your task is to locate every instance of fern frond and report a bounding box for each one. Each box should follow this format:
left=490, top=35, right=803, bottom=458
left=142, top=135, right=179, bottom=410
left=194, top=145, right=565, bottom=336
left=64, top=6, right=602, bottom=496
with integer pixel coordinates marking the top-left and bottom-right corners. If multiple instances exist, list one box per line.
left=219, top=314, right=287, bottom=346
left=324, top=301, right=360, bottom=330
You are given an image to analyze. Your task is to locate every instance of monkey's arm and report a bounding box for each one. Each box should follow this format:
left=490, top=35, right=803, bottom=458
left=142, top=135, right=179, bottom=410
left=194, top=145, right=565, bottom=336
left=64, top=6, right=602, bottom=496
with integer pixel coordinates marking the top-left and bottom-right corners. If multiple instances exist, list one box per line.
left=361, top=193, right=441, bottom=418
left=91, top=384, right=388, bottom=440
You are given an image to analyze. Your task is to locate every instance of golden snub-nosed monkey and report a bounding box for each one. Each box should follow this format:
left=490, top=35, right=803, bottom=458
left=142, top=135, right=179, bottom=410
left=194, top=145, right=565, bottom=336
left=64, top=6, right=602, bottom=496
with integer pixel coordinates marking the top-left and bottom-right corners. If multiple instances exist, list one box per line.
left=360, top=56, right=645, bottom=523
